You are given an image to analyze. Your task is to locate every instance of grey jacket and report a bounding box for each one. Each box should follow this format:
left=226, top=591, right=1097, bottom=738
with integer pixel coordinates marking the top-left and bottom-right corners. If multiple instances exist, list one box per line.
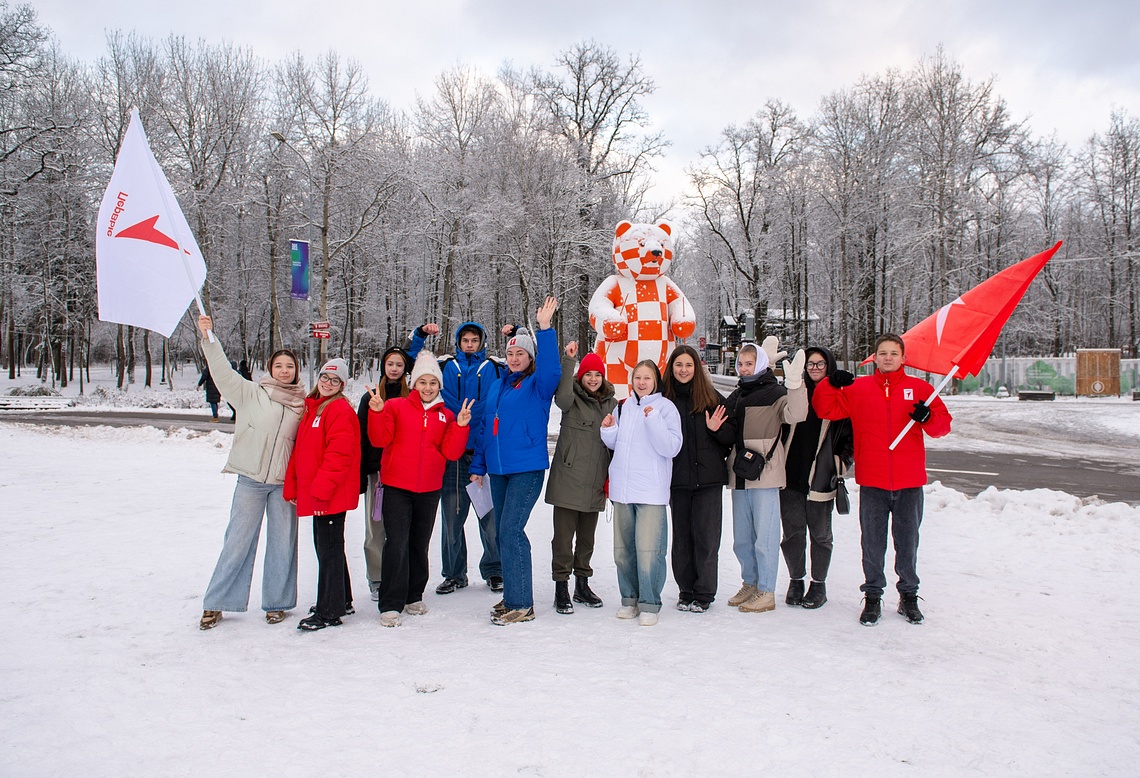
left=201, top=338, right=301, bottom=485
left=544, top=355, right=618, bottom=512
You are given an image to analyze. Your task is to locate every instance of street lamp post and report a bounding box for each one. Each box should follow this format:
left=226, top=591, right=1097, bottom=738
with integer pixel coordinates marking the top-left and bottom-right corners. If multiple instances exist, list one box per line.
left=271, top=131, right=316, bottom=387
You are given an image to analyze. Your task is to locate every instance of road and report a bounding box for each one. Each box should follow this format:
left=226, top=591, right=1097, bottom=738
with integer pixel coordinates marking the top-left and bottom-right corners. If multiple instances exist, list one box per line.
left=3, top=409, right=1139, bottom=505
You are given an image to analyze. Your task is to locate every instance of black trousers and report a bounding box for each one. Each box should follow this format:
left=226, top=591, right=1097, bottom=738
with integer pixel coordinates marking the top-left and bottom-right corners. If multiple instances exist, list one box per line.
left=313, top=512, right=352, bottom=619
left=779, top=488, right=835, bottom=582
left=669, top=485, right=724, bottom=604
left=379, top=486, right=440, bottom=614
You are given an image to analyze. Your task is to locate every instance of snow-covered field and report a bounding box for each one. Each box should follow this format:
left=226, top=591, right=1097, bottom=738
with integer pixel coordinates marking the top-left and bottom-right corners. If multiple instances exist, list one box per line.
left=2, top=412, right=1139, bottom=776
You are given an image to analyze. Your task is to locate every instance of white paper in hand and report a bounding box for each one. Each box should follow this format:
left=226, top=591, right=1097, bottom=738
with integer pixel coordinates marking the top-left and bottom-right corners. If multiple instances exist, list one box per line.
left=466, top=478, right=493, bottom=518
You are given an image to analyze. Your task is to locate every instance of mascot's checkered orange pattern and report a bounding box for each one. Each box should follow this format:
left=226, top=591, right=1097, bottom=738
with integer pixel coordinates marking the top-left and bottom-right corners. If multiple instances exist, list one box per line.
left=588, top=220, right=696, bottom=399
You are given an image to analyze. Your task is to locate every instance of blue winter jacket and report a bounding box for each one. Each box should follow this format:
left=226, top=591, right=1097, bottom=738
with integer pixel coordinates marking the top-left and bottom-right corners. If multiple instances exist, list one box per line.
left=470, top=327, right=561, bottom=476
left=407, top=321, right=502, bottom=454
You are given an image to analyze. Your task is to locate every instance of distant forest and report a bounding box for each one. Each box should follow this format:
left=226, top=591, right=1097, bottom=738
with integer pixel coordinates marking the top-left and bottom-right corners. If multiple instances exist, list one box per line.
left=1, top=2, right=1136, bottom=389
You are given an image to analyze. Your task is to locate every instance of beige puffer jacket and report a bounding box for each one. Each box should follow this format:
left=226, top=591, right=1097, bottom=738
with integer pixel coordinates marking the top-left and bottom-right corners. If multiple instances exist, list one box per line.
left=201, top=338, right=301, bottom=485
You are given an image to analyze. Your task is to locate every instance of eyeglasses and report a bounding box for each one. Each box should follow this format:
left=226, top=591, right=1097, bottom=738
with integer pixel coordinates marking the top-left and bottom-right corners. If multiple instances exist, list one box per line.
left=318, top=374, right=343, bottom=387
left=805, top=361, right=828, bottom=370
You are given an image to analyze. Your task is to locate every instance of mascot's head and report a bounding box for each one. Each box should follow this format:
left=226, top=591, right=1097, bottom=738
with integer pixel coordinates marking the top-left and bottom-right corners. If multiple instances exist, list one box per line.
left=612, top=220, right=673, bottom=280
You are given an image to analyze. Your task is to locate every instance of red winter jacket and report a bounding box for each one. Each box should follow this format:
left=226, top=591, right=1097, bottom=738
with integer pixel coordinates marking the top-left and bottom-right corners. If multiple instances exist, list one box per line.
left=284, top=395, right=362, bottom=517
left=812, top=369, right=951, bottom=491
left=368, top=394, right=470, bottom=493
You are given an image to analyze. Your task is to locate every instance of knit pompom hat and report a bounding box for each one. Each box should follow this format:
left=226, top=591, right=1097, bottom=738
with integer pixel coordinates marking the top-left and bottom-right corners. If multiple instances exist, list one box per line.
left=409, top=351, right=443, bottom=385
left=319, top=358, right=349, bottom=381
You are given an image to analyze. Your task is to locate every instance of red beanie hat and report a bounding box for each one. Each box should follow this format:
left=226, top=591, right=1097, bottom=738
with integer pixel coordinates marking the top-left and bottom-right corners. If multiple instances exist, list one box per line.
left=577, top=352, right=605, bottom=382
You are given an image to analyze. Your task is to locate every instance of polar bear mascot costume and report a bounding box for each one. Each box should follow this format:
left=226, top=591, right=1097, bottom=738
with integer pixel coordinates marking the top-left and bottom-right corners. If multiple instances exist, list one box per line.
left=588, top=220, right=696, bottom=399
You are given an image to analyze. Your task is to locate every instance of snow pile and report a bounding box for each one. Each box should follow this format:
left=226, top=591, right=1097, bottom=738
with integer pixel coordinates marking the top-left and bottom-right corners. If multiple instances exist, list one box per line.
left=2, top=423, right=1139, bottom=776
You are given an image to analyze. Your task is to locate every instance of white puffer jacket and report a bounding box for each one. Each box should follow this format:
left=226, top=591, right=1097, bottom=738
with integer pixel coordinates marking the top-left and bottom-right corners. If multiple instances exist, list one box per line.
left=201, top=338, right=302, bottom=485
left=600, top=391, right=682, bottom=505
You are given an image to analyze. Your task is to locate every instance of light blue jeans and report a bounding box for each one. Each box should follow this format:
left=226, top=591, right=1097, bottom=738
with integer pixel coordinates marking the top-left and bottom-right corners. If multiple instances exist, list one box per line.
left=731, top=488, right=782, bottom=593
left=490, top=471, right=545, bottom=610
left=612, top=502, right=669, bottom=613
left=203, top=476, right=299, bottom=612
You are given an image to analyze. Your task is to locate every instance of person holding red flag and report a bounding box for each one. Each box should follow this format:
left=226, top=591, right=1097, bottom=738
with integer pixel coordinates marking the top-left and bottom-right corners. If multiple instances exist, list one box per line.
left=812, top=334, right=951, bottom=626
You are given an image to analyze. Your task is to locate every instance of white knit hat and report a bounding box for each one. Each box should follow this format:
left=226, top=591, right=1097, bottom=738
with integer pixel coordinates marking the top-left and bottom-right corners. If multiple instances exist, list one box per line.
left=319, top=358, right=349, bottom=382
left=410, top=351, right=443, bottom=385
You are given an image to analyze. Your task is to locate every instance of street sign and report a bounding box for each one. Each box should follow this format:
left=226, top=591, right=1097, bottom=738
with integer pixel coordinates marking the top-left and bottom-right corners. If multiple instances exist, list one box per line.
left=310, top=321, right=330, bottom=330
left=310, top=331, right=331, bottom=339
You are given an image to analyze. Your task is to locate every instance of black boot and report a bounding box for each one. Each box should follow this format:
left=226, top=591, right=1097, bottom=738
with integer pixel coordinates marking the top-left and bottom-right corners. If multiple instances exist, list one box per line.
left=572, top=575, right=603, bottom=608
left=859, top=595, right=882, bottom=626
left=801, top=581, right=827, bottom=609
left=785, top=579, right=805, bottom=606
left=897, top=593, right=924, bottom=624
left=555, top=581, right=574, bottom=614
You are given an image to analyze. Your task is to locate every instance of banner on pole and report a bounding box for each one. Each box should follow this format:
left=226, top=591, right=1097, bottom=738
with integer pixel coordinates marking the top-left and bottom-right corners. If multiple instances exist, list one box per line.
left=290, top=240, right=309, bottom=301
left=95, top=109, right=207, bottom=338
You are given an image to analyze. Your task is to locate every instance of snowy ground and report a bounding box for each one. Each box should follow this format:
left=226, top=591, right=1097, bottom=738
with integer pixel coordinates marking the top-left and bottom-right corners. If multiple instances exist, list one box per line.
left=2, top=408, right=1139, bottom=776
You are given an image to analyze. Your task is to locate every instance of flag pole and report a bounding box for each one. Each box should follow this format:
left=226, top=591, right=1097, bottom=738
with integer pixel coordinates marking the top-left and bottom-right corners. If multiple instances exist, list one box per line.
left=887, top=364, right=958, bottom=451
left=131, top=108, right=215, bottom=343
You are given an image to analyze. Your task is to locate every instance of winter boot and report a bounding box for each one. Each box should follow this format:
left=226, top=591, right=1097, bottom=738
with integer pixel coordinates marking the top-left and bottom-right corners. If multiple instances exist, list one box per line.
left=555, top=581, right=574, bottom=614
left=727, top=583, right=758, bottom=607
left=859, top=595, right=882, bottom=626
left=573, top=575, right=603, bottom=608
left=739, top=591, right=776, bottom=613
left=897, top=593, right=924, bottom=624
left=801, top=581, right=828, bottom=609
left=785, top=579, right=805, bottom=606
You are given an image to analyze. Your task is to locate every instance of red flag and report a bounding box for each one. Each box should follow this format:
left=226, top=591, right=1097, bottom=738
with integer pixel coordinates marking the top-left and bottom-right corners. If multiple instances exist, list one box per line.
left=863, top=242, right=1062, bottom=377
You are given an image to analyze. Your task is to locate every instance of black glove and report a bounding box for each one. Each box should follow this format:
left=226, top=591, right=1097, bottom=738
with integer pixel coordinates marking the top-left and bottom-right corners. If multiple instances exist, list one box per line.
left=829, top=370, right=855, bottom=388
left=909, top=401, right=931, bottom=424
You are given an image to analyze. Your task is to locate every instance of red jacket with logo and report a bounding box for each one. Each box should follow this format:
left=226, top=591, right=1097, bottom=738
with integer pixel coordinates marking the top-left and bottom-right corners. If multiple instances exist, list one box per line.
left=812, top=369, right=951, bottom=490
left=284, top=396, right=362, bottom=517
left=368, top=394, right=470, bottom=493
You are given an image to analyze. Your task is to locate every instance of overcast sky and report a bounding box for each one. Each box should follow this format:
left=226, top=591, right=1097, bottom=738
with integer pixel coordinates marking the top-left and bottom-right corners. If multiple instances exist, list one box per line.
left=33, top=0, right=1140, bottom=206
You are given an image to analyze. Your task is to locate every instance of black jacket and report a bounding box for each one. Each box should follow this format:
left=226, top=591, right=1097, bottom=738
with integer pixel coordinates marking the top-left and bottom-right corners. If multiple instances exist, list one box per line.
left=784, top=346, right=854, bottom=498
left=668, top=381, right=731, bottom=489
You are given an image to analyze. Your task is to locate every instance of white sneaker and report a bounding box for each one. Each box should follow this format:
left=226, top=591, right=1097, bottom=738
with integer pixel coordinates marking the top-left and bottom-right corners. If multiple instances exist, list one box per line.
left=616, top=605, right=640, bottom=619
left=638, top=611, right=658, bottom=626
left=380, top=610, right=401, bottom=627
left=404, top=601, right=428, bottom=616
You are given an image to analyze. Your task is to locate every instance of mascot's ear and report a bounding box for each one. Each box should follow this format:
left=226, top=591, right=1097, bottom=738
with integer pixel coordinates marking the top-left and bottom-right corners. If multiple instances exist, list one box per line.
left=656, top=222, right=672, bottom=236
left=615, top=221, right=633, bottom=238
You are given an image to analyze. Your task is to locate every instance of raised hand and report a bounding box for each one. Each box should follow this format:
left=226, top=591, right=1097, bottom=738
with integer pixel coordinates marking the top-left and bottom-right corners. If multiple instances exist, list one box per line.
left=536, top=296, right=558, bottom=330
left=501, top=324, right=516, bottom=336
left=366, top=384, right=385, bottom=413
left=643, top=405, right=655, bottom=417
left=197, top=315, right=213, bottom=338
left=601, top=413, right=616, bottom=428
left=419, top=322, right=440, bottom=337
left=456, top=398, right=474, bottom=427
left=829, top=370, right=855, bottom=388
left=565, top=341, right=578, bottom=358
left=781, top=349, right=806, bottom=391
left=761, top=335, right=787, bottom=365
left=705, top=404, right=728, bottom=431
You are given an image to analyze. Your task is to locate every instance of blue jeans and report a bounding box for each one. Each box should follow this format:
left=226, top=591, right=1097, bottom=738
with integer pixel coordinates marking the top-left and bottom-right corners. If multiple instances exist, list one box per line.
left=858, top=486, right=923, bottom=597
left=441, top=453, right=501, bottom=583
left=731, top=488, right=782, bottom=592
left=203, top=476, right=298, bottom=612
left=489, top=471, right=544, bottom=610
left=612, top=502, right=669, bottom=612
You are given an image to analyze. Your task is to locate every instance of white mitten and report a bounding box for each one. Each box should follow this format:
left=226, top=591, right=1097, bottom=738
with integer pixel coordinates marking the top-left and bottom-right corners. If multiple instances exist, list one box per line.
left=781, top=349, right=806, bottom=391
left=761, top=335, right=787, bottom=365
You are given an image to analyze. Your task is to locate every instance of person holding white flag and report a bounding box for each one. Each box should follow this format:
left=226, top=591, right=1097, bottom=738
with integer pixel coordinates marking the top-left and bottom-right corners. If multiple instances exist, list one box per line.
left=197, top=316, right=306, bottom=630
left=96, top=108, right=207, bottom=338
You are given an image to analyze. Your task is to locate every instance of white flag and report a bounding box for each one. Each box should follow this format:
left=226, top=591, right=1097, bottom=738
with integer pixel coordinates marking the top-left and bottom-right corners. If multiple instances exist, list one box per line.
left=95, top=109, right=206, bottom=338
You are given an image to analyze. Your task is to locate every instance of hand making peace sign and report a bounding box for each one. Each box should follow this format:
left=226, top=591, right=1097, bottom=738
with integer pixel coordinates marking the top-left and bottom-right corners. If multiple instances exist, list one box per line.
left=365, top=384, right=385, bottom=413
left=456, top=398, right=474, bottom=427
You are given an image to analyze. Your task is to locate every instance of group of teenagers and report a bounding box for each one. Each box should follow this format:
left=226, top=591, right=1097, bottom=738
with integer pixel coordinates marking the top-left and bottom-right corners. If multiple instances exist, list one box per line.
left=196, top=296, right=952, bottom=632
